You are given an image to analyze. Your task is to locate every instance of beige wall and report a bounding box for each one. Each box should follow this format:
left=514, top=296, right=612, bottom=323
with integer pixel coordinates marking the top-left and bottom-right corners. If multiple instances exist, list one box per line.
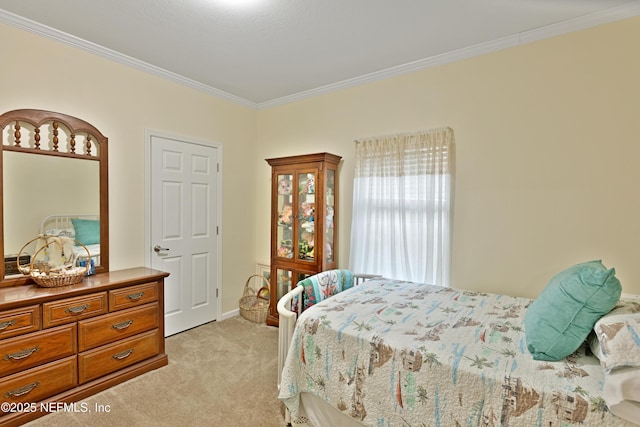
left=256, top=16, right=640, bottom=297
left=0, top=23, right=257, bottom=314
left=2, top=15, right=639, bottom=316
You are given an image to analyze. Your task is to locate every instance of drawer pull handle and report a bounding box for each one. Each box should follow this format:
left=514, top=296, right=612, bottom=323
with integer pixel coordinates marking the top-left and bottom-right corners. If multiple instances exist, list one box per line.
left=3, top=346, right=39, bottom=361
left=112, top=349, right=134, bottom=360
left=4, top=381, right=40, bottom=398
left=112, top=320, right=134, bottom=330
left=65, top=304, right=89, bottom=314
left=0, top=320, right=16, bottom=331
left=126, top=292, right=145, bottom=301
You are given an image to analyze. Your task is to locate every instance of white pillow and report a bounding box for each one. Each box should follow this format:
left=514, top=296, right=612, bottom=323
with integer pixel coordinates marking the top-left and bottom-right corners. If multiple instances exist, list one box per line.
left=590, top=297, right=640, bottom=372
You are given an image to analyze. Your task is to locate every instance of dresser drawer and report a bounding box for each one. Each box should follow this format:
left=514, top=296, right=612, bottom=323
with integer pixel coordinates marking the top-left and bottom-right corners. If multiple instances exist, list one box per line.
left=109, top=282, right=159, bottom=311
left=78, top=303, right=159, bottom=351
left=0, top=324, right=76, bottom=377
left=78, top=329, right=160, bottom=384
left=0, top=356, right=77, bottom=405
left=0, top=305, right=41, bottom=340
left=42, top=292, right=108, bottom=328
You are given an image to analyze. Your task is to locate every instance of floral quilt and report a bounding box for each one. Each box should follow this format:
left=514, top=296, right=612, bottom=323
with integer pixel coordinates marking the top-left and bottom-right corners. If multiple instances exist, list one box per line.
left=278, top=279, right=637, bottom=426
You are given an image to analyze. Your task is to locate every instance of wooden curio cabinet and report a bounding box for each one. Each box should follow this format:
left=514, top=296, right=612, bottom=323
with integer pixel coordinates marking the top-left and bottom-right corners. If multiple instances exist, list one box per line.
left=265, top=153, right=341, bottom=326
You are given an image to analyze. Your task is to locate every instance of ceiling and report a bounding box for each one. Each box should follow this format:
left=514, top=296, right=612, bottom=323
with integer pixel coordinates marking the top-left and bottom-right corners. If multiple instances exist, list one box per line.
left=1, top=0, right=639, bottom=108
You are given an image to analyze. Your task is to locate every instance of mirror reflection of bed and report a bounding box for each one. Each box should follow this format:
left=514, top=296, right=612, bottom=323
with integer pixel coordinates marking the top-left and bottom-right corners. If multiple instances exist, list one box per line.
left=4, top=214, right=101, bottom=278
left=39, top=214, right=101, bottom=266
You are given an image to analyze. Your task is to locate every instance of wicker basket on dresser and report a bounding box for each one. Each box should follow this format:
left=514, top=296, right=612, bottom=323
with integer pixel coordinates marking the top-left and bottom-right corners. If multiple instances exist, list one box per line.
left=0, top=267, right=169, bottom=426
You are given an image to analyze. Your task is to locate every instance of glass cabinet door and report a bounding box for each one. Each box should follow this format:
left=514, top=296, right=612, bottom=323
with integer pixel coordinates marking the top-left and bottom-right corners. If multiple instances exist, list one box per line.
left=276, top=174, right=293, bottom=259
left=325, top=169, right=335, bottom=263
left=297, top=172, right=316, bottom=262
left=273, top=269, right=313, bottom=305
left=275, top=269, right=292, bottom=302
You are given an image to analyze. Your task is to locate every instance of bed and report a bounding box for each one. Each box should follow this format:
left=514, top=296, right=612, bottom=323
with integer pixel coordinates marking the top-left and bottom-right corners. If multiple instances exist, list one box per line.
left=39, top=214, right=101, bottom=266
left=278, top=266, right=640, bottom=426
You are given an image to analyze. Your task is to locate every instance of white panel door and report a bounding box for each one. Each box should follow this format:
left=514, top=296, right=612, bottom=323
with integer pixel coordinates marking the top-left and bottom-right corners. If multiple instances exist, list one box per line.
left=150, top=135, right=219, bottom=336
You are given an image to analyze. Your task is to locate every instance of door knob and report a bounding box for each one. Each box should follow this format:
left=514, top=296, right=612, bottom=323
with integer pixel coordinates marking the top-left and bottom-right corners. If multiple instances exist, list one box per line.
left=154, top=245, right=170, bottom=253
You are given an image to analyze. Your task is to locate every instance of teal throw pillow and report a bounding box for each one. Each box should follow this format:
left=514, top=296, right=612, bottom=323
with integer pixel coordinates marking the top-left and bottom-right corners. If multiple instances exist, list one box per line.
left=524, top=260, right=622, bottom=361
left=71, top=218, right=100, bottom=246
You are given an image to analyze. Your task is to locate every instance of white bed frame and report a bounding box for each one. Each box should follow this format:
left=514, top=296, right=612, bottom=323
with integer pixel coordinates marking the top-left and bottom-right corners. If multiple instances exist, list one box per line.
left=277, top=273, right=380, bottom=426
left=40, top=214, right=99, bottom=234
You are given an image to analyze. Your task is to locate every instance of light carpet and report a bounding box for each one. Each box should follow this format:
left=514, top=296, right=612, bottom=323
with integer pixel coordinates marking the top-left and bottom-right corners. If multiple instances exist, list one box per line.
left=24, top=316, right=286, bottom=427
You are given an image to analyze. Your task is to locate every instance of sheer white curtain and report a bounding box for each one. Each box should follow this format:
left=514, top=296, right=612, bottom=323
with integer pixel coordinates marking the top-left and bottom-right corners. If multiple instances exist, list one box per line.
left=349, top=128, right=454, bottom=285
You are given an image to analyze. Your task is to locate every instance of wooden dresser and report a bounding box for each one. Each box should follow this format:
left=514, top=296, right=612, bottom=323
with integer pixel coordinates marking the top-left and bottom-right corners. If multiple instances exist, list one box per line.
left=0, top=267, right=169, bottom=426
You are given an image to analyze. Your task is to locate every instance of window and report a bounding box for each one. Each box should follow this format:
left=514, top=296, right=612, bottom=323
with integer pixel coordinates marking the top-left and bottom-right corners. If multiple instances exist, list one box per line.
left=349, top=128, right=454, bottom=285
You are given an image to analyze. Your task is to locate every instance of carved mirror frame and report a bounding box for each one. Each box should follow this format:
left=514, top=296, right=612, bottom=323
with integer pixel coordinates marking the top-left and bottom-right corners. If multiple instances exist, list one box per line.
left=0, top=109, right=109, bottom=287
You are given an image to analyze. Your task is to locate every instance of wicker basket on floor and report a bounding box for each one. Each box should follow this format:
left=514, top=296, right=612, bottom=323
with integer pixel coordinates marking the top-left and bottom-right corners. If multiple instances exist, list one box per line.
left=239, top=274, right=270, bottom=323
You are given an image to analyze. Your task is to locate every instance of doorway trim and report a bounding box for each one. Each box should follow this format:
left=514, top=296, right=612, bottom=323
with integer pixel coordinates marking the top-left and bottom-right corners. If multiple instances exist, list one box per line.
left=144, top=128, right=223, bottom=326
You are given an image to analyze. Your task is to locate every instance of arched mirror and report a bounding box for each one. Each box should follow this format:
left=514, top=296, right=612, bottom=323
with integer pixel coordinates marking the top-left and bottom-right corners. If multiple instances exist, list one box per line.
left=0, top=109, right=109, bottom=287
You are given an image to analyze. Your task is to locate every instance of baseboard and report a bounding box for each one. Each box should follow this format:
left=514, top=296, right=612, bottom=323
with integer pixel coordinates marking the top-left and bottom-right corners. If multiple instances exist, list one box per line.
left=220, top=308, right=239, bottom=321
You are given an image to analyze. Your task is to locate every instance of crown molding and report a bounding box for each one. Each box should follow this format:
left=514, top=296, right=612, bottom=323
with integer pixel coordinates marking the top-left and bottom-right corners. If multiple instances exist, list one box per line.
left=519, top=1, right=640, bottom=44
left=2, top=2, right=639, bottom=111
left=256, top=2, right=640, bottom=110
left=0, top=9, right=257, bottom=109
left=256, top=35, right=519, bottom=110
